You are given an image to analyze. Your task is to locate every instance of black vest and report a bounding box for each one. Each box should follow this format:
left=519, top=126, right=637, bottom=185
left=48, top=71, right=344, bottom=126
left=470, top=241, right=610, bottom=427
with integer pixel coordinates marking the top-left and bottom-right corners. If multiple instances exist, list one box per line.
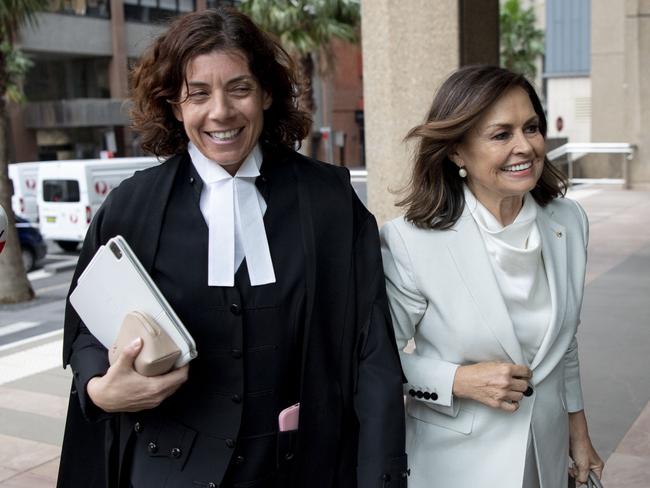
left=125, top=157, right=304, bottom=488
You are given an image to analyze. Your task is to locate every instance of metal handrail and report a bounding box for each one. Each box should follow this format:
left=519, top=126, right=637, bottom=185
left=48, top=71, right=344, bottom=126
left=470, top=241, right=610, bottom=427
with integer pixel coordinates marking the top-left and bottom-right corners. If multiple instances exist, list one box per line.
left=349, top=169, right=368, bottom=183
left=547, top=142, right=636, bottom=188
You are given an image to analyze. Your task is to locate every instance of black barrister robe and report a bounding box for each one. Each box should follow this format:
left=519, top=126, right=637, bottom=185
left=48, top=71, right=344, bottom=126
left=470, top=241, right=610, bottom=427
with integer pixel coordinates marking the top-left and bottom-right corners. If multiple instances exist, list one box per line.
left=57, top=147, right=408, bottom=488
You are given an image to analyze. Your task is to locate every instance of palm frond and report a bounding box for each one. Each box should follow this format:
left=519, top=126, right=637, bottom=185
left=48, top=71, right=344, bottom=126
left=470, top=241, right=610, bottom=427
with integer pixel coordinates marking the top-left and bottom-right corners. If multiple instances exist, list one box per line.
left=240, top=0, right=360, bottom=57
left=0, top=0, right=49, bottom=40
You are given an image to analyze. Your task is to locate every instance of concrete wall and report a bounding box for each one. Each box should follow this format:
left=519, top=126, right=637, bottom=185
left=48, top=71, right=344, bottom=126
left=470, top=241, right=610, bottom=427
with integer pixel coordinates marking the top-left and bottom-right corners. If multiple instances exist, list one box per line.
left=361, top=0, right=460, bottom=225
left=546, top=77, right=591, bottom=143
left=624, top=0, right=650, bottom=185
left=591, top=0, right=650, bottom=185
left=18, top=12, right=165, bottom=60
left=18, top=12, right=113, bottom=57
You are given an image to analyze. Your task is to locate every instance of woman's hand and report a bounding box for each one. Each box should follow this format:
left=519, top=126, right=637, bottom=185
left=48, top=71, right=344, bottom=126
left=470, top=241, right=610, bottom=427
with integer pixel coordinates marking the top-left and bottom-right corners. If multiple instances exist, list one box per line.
left=86, top=337, right=189, bottom=413
left=569, top=410, right=604, bottom=485
left=452, top=361, right=532, bottom=412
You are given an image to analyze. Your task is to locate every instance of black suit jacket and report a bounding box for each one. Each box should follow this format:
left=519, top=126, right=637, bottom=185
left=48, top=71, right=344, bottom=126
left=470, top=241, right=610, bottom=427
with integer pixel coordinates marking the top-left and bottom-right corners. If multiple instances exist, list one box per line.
left=57, top=147, right=407, bottom=488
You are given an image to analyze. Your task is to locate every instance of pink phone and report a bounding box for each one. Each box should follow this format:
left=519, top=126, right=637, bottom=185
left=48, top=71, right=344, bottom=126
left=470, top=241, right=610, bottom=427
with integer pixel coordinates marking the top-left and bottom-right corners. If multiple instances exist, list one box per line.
left=278, top=403, right=300, bottom=431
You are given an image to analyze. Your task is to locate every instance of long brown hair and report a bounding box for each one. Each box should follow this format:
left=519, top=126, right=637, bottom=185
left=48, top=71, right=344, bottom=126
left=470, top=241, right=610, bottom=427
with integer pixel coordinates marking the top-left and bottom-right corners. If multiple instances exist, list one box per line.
left=399, top=65, right=567, bottom=229
left=130, top=7, right=311, bottom=157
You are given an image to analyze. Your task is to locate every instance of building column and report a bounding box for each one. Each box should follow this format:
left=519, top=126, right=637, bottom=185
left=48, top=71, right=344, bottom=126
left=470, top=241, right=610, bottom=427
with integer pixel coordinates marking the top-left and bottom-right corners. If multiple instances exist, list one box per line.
left=109, top=0, right=131, bottom=156
left=591, top=1, right=627, bottom=180
left=624, top=1, right=650, bottom=186
left=109, top=0, right=128, bottom=99
left=591, top=0, right=650, bottom=187
left=361, top=0, right=498, bottom=225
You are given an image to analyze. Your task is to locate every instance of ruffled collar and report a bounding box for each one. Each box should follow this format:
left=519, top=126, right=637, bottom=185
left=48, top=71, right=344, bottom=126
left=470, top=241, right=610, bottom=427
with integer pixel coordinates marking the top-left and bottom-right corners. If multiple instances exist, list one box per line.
left=463, top=185, right=538, bottom=251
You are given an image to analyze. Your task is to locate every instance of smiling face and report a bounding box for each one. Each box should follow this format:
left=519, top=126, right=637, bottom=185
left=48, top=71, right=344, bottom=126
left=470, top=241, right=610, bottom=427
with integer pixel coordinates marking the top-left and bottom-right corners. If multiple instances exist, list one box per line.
left=173, top=50, right=272, bottom=175
left=452, top=86, right=545, bottom=214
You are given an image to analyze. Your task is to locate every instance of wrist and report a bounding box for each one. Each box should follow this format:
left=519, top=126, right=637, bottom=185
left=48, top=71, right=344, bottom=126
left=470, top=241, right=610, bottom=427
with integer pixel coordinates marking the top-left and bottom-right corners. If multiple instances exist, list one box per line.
left=86, top=376, right=104, bottom=408
left=568, top=410, right=590, bottom=439
left=451, top=365, right=469, bottom=399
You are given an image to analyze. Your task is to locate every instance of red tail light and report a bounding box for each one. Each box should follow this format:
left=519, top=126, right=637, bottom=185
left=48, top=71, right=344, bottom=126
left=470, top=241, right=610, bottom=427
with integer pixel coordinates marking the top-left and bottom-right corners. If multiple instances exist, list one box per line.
left=86, top=206, right=92, bottom=224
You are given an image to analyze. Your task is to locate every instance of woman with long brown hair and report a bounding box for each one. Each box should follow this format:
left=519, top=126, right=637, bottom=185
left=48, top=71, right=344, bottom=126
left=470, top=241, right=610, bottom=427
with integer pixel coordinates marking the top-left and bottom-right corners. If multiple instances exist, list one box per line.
left=381, top=65, right=603, bottom=487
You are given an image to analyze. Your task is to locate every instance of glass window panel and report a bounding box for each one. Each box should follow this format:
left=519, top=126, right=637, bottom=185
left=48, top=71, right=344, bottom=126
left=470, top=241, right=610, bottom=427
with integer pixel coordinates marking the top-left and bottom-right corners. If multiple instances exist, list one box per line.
left=43, top=180, right=81, bottom=203
left=159, top=0, right=177, bottom=10
left=179, top=0, right=194, bottom=12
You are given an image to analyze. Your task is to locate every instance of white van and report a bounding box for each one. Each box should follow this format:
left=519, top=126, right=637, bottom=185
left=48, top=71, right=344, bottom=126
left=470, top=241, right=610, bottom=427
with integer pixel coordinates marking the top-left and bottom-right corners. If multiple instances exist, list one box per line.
left=8, top=162, right=40, bottom=223
left=37, top=157, right=159, bottom=251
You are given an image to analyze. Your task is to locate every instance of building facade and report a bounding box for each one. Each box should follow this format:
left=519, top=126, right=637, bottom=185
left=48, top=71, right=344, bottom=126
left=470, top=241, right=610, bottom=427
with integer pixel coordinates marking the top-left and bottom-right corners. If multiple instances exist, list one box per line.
left=544, top=0, right=591, bottom=144
left=591, top=0, right=650, bottom=186
left=542, top=0, right=650, bottom=186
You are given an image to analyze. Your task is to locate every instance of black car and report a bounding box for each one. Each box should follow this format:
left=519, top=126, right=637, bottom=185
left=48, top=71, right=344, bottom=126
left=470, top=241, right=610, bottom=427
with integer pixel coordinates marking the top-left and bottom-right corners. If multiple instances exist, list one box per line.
left=16, top=215, right=47, bottom=271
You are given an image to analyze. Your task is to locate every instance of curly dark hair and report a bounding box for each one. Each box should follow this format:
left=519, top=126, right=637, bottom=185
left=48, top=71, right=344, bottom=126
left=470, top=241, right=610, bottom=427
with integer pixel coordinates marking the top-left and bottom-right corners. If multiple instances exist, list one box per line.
left=399, top=65, right=567, bottom=230
left=130, top=7, right=311, bottom=157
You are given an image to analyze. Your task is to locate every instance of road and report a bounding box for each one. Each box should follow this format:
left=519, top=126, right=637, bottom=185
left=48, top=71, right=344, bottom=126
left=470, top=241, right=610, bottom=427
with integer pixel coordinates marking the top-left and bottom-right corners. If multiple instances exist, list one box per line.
left=0, top=244, right=75, bottom=348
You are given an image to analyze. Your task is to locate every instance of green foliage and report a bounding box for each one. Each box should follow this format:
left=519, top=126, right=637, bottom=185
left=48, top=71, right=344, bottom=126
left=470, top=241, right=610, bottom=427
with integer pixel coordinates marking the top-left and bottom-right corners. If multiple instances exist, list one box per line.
left=0, top=41, right=33, bottom=103
left=0, top=0, right=48, bottom=101
left=500, top=0, right=544, bottom=80
left=0, top=0, right=49, bottom=38
left=240, top=0, right=360, bottom=60
left=240, top=0, right=360, bottom=115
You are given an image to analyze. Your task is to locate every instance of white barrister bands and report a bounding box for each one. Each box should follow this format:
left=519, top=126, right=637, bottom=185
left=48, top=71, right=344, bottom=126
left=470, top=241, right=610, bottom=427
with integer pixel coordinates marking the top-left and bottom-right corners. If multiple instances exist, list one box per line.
left=209, top=177, right=235, bottom=284
left=189, top=142, right=276, bottom=287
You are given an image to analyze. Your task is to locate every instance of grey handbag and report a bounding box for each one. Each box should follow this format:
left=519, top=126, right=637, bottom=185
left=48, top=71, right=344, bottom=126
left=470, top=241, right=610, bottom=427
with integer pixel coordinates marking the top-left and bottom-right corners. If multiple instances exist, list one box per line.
left=569, top=470, right=603, bottom=488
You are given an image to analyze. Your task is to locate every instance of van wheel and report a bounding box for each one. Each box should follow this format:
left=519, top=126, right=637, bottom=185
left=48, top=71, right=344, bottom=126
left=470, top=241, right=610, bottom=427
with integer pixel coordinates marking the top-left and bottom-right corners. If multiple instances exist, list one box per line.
left=22, top=248, right=35, bottom=272
left=56, top=240, right=79, bottom=252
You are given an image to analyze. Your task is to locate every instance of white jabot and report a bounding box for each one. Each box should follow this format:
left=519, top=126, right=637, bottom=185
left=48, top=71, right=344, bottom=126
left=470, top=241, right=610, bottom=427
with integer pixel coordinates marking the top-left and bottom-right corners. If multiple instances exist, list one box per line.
left=189, top=142, right=276, bottom=287
left=464, top=186, right=551, bottom=364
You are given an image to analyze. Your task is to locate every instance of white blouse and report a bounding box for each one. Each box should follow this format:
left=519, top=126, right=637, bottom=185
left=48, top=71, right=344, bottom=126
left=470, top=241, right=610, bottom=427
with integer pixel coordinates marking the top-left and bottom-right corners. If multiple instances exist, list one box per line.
left=464, top=186, right=551, bottom=365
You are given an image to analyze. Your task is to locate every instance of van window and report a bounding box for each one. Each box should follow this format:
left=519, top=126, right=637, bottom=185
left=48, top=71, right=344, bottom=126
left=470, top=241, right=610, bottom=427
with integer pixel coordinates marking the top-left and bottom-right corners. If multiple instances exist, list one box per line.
left=43, top=180, right=80, bottom=202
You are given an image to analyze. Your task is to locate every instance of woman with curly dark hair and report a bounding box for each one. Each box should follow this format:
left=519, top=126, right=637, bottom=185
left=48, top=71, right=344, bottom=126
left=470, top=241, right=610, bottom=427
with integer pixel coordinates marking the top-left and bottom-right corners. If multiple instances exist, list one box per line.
left=58, top=7, right=407, bottom=488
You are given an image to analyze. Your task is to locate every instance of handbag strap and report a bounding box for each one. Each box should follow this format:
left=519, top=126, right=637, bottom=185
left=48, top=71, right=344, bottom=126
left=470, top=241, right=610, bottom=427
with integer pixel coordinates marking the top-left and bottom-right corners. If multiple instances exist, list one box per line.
left=588, top=470, right=604, bottom=488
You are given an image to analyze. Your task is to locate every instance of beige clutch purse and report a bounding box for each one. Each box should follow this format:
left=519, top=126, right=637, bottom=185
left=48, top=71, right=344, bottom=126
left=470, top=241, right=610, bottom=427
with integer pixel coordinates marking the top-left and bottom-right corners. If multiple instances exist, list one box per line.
left=108, top=311, right=181, bottom=376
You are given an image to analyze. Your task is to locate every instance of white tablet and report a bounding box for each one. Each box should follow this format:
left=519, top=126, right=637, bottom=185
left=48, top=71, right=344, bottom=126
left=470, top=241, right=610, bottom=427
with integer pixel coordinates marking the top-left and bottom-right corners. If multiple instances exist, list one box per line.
left=70, top=235, right=197, bottom=367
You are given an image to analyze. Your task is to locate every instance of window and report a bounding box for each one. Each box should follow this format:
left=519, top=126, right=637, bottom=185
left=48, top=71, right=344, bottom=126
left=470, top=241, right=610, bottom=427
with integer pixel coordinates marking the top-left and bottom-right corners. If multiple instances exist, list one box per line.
left=25, top=58, right=111, bottom=101
left=49, top=0, right=110, bottom=18
left=207, top=0, right=239, bottom=7
left=545, top=0, right=590, bottom=76
left=124, top=0, right=198, bottom=23
left=43, top=180, right=81, bottom=203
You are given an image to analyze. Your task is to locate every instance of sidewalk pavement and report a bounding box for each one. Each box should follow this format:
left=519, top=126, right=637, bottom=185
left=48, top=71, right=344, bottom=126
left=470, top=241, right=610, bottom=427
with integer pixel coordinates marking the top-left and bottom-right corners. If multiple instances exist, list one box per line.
left=0, top=185, right=648, bottom=487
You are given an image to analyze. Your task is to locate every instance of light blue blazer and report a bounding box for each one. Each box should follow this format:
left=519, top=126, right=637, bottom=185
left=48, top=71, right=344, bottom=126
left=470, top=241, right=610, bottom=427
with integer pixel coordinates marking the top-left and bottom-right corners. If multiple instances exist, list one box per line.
left=380, top=196, right=589, bottom=488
